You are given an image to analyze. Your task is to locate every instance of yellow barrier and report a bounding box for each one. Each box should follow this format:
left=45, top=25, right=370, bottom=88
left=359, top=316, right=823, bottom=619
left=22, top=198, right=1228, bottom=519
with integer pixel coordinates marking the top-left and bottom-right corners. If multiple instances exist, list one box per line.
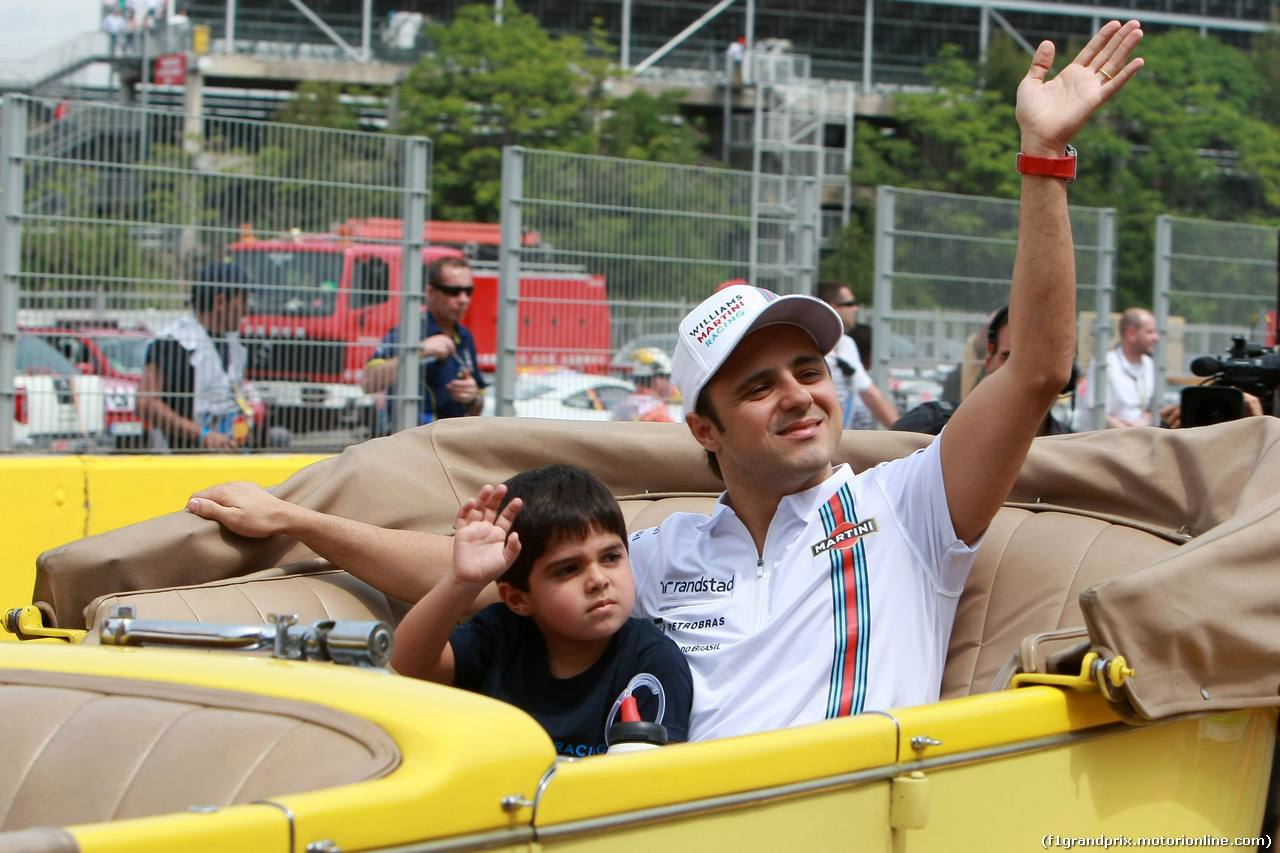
left=0, top=454, right=328, bottom=630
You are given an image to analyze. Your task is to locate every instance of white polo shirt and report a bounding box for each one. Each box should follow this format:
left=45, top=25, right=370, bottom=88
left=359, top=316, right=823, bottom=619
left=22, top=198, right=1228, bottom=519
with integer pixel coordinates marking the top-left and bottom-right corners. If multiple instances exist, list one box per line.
left=1081, top=347, right=1155, bottom=428
left=629, top=439, right=978, bottom=742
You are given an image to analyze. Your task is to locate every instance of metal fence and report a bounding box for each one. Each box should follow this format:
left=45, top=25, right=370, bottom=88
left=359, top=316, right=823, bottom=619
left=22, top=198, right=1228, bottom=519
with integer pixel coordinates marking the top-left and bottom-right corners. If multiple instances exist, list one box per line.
left=4, top=92, right=1276, bottom=454
left=871, top=186, right=1116, bottom=424
left=1153, top=215, right=1278, bottom=411
left=0, top=93, right=431, bottom=453
left=491, top=146, right=818, bottom=420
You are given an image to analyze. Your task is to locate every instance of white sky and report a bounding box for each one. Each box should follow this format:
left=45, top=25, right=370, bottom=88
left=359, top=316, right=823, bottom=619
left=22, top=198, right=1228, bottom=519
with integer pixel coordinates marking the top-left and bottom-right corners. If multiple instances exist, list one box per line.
left=0, top=0, right=100, bottom=58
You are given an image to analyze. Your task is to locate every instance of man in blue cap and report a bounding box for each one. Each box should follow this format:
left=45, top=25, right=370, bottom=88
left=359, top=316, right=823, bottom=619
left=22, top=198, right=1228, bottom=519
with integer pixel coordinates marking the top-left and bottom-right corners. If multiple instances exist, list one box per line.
left=137, top=261, right=260, bottom=450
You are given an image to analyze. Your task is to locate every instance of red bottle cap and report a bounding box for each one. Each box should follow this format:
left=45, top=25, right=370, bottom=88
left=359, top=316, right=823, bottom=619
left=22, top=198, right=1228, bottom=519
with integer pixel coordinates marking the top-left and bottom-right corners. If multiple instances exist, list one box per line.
left=620, top=695, right=641, bottom=723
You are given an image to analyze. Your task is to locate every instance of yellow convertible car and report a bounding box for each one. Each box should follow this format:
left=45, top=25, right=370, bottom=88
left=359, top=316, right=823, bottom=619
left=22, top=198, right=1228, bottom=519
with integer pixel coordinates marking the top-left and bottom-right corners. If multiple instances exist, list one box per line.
left=4, top=417, right=1279, bottom=852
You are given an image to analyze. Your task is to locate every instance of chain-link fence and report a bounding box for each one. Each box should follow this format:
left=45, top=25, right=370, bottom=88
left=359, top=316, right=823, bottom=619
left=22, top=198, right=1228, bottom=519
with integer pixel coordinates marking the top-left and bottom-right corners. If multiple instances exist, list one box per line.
left=1153, top=215, right=1277, bottom=411
left=491, top=147, right=818, bottom=421
left=871, top=186, right=1116, bottom=424
left=0, top=93, right=432, bottom=453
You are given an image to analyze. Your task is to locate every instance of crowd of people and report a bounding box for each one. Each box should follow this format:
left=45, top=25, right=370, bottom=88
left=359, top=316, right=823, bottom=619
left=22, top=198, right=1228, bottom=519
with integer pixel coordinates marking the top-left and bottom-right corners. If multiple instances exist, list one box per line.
left=184, top=20, right=1149, bottom=749
left=101, top=0, right=177, bottom=56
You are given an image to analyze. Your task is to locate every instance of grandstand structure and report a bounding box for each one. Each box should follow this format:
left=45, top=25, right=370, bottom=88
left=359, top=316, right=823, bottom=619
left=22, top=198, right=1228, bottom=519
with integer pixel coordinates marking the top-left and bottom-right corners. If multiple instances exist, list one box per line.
left=0, top=0, right=1273, bottom=246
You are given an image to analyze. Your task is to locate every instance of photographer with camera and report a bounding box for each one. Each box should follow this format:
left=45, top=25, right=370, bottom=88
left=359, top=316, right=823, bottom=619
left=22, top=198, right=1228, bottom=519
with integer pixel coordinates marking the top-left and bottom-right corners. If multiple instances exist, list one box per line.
left=1163, top=336, right=1276, bottom=428
left=1080, top=307, right=1158, bottom=430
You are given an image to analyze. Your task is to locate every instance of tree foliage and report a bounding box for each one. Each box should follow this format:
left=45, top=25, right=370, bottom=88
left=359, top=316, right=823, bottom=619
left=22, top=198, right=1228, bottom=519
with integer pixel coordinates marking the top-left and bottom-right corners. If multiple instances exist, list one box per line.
left=274, top=81, right=364, bottom=131
left=393, top=3, right=705, bottom=222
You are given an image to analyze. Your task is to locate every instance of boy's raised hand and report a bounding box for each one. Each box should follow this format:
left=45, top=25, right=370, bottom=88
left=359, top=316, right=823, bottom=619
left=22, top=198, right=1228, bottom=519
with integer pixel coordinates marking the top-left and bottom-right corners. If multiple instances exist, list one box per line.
left=452, top=484, right=523, bottom=587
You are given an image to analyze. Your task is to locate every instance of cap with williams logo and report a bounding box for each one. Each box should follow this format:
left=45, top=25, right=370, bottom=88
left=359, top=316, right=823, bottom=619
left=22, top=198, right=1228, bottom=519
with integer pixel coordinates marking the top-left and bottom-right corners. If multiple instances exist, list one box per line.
left=671, top=284, right=843, bottom=410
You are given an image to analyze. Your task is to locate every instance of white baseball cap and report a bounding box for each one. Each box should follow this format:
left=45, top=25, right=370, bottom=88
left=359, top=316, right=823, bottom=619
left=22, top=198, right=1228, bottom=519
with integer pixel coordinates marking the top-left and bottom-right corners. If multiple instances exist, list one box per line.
left=671, top=284, right=843, bottom=410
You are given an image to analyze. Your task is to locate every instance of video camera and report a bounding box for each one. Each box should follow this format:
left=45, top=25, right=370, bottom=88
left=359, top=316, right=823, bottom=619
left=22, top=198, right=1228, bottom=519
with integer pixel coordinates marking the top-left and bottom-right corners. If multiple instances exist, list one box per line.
left=1182, top=336, right=1280, bottom=426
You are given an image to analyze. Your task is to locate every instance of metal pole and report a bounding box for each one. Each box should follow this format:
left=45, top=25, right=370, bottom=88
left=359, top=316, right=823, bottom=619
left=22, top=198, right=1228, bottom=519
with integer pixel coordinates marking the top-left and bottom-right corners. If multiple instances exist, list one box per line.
left=632, top=0, right=738, bottom=75
left=621, top=0, right=632, bottom=69
left=225, top=0, right=236, bottom=54
left=140, top=28, right=150, bottom=108
left=1091, top=207, right=1117, bottom=425
left=495, top=146, right=523, bottom=418
left=749, top=83, right=762, bottom=287
left=395, top=137, right=428, bottom=434
left=0, top=95, right=28, bottom=452
left=978, top=6, right=989, bottom=87
left=796, top=177, right=817, bottom=295
left=362, top=0, right=372, bottom=61
left=745, top=0, right=755, bottom=83
left=862, top=0, right=874, bottom=92
left=871, top=185, right=895, bottom=393
left=1150, top=213, right=1170, bottom=427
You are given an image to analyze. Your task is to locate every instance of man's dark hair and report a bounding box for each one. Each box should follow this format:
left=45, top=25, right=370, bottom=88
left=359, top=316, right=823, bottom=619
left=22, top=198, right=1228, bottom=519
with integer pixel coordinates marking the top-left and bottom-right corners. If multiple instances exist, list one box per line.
left=693, top=394, right=725, bottom=481
left=816, top=280, right=854, bottom=306
left=191, top=262, right=250, bottom=312
left=428, top=255, right=472, bottom=289
left=986, top=305, right=1010, bottom=352
left=496, top=464, right=628, bottom=591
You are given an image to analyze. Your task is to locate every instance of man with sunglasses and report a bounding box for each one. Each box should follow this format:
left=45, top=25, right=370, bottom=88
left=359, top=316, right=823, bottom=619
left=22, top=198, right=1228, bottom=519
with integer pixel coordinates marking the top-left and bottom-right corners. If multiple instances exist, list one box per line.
left=817, top=281, right=898, bottom=429
left=363, top=256, right=486, bottom=424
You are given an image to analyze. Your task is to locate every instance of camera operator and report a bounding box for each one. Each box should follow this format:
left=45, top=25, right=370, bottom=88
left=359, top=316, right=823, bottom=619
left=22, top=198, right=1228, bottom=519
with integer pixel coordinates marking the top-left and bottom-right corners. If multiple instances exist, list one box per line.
left=1163, top=336, right=1278, bottom=427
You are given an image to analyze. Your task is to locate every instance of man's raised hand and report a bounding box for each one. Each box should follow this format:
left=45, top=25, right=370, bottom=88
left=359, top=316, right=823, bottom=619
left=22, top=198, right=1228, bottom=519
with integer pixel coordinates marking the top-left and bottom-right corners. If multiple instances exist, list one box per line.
left=1016, top=20, right=1144, bottom=157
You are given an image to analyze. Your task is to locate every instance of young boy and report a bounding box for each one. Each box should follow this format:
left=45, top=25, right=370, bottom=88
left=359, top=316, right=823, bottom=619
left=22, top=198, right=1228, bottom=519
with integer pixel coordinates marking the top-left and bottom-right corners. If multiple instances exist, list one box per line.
left=390, top=464, right=693, bottom=756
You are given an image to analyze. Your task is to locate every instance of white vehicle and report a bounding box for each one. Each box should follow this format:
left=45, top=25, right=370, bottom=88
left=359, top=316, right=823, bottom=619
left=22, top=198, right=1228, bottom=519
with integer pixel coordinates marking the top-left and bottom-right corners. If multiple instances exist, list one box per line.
left=484, top=369, right=636, bottom=421
left=13, top=335, right=107, bottom=451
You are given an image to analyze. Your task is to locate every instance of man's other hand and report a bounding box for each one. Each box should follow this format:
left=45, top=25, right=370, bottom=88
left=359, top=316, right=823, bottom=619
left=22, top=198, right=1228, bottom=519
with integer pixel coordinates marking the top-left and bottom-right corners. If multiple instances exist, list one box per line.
left=420, top=334, right=457, bottom=361
left=188, top=481, right=293, bottom=538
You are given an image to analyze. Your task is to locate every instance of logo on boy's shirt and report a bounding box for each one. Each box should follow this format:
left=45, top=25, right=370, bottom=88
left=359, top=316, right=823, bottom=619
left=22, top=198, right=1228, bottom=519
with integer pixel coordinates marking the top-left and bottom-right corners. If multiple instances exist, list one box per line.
left=810, top=518, right=879, bottom=557
left=557, top=740, right=609, bottom=757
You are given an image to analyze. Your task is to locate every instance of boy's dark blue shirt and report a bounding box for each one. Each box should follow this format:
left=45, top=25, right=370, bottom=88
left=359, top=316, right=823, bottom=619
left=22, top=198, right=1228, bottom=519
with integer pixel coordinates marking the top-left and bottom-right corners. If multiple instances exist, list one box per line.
left=450, top=603, right=693, bottom=755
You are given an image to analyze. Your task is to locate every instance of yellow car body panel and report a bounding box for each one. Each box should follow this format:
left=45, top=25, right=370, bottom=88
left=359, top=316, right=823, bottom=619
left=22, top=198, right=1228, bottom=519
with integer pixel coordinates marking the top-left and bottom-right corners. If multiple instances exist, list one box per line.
left=5, top=640, right=1271, bottom=853
left=3, top=642, right=554, bottom=852
left=0, top=454, right=327, bottom=641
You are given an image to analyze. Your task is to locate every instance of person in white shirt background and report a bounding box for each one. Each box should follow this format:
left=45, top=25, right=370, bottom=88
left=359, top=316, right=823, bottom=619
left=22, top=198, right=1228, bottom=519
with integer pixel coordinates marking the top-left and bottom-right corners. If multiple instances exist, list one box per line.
left=1082, top=307, right=1158, bottom=429
left=816, top=281, right=898, bottom=429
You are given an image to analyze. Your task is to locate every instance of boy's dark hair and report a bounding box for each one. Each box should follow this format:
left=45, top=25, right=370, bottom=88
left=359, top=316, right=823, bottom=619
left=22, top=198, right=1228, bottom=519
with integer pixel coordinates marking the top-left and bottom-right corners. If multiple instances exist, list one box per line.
left=496, top=464, right=628, bottom=591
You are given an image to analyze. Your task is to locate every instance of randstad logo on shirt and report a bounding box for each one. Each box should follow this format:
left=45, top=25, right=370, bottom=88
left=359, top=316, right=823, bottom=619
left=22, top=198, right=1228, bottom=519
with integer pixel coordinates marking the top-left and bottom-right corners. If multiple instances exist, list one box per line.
left=690, top=294, right=747, bottom=347
left=810, top=518, right=879, bottom=556
left=659, top=576, right=735, bottom=595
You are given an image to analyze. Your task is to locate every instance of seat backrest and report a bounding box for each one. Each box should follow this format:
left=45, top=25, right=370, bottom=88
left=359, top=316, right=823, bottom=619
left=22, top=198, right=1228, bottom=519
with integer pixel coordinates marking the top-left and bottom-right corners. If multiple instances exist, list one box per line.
left=83, top=565, right=410, bottom=642
left=0, top=669, right=399, bottom=834
left=82, top=492, right=1178, bottom=703
left=939, top=506, right=1180, bottom=699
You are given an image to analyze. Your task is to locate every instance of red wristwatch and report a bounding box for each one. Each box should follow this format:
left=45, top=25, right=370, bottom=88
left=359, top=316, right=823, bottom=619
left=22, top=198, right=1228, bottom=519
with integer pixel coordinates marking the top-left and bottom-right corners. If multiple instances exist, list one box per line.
left=1016, top=145, right=1077, bottom=182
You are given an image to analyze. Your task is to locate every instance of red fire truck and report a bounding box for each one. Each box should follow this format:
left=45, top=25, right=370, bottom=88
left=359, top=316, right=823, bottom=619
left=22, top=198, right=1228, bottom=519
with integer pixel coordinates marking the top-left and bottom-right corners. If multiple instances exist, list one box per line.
left=227, top=222, right=610, bottom=431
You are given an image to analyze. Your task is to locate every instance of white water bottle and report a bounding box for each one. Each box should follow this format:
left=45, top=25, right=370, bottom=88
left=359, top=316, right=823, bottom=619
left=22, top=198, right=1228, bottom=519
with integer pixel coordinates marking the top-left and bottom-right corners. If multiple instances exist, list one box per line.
left=604, top=673, right=668, bottom=754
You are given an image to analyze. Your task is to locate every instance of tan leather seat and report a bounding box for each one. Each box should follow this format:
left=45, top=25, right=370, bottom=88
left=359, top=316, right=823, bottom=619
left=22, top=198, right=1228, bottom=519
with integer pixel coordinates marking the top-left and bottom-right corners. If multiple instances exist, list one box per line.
left=83, top=492, right=1179, bottom=700
left=0, top=669, right=399, bottom=836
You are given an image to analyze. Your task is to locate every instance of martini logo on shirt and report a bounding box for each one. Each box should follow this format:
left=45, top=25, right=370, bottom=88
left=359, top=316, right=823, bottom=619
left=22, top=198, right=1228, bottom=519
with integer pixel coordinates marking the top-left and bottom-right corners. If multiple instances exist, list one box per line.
left=810, top=518, right=879, bottom=556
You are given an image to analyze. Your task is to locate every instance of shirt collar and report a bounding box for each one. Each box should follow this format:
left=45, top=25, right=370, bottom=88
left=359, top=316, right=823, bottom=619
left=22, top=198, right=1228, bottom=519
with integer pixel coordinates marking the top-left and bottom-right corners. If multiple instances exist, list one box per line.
left=699, top=463, right=852, bottom=532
